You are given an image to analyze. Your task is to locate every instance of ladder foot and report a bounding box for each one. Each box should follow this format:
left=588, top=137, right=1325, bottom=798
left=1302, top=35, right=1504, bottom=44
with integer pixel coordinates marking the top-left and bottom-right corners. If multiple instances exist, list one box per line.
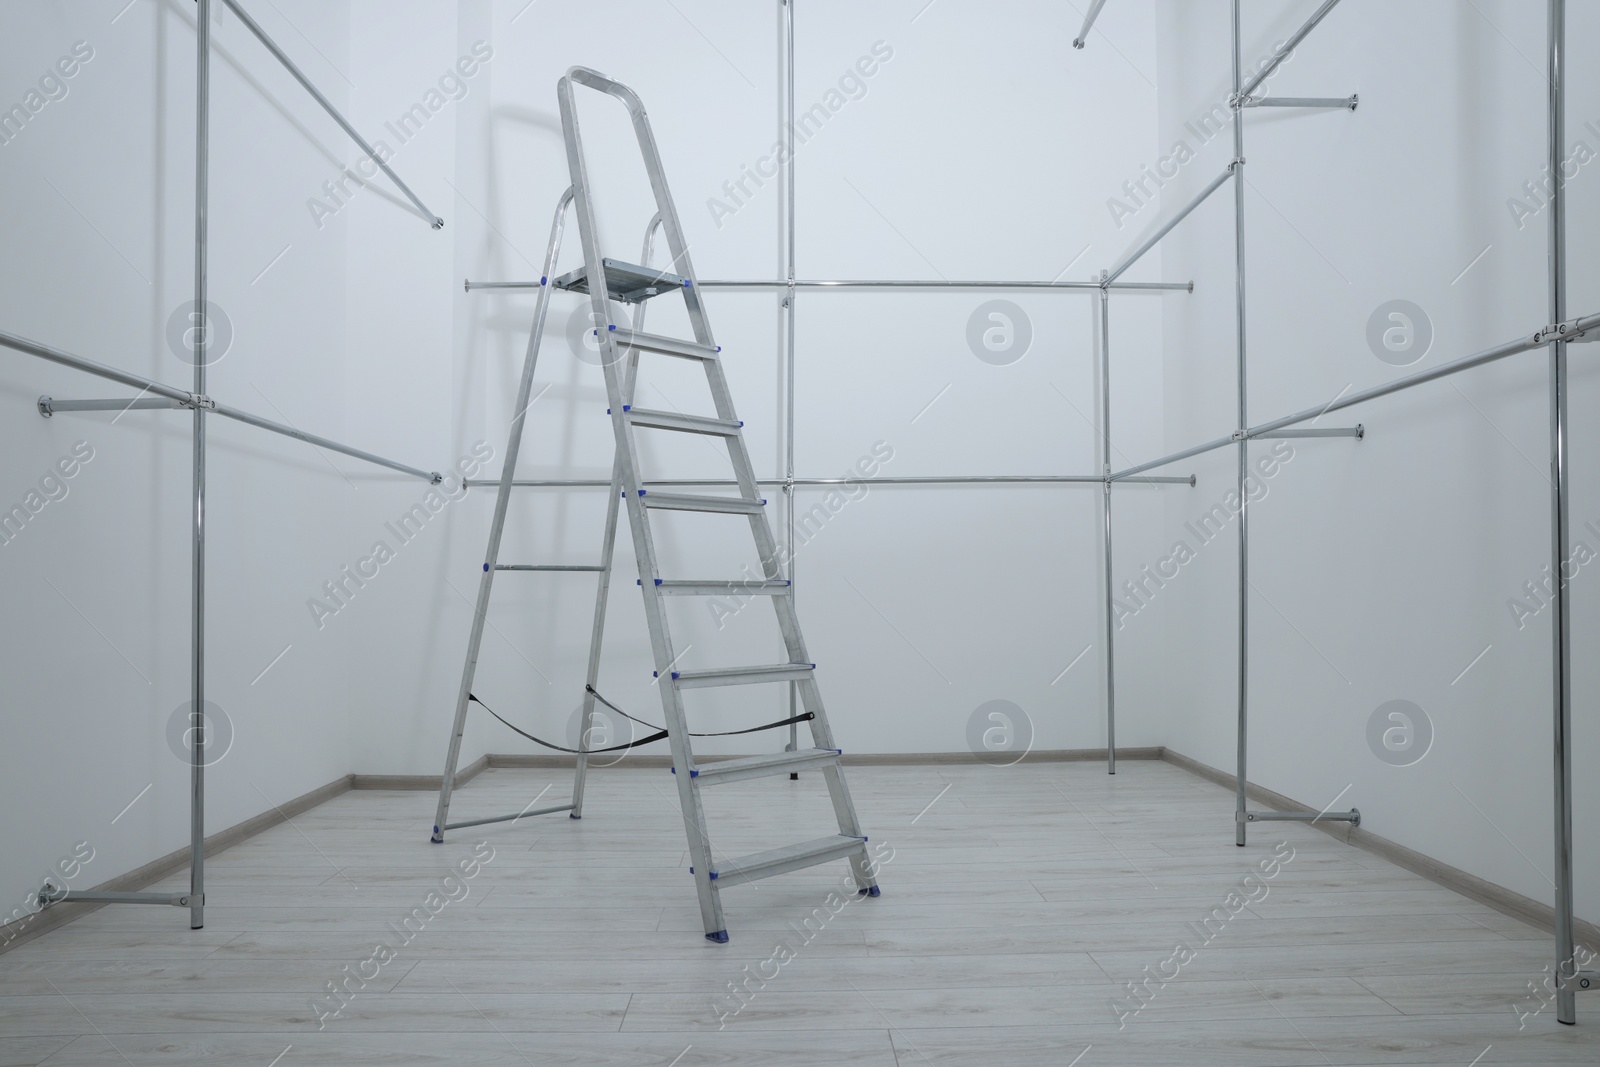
left=705, top=929, right=729, bottom=944
left=430, top=827, right=444, bottom=844
left=858, top=885, right=881, bottom=898
left=568, top=813, right=582, bottom=820
left=789, top=772, right=799, bottom=780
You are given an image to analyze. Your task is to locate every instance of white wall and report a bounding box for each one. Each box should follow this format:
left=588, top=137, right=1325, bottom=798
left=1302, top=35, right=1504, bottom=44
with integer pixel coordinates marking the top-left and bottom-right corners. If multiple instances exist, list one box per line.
left=1144, top=0, right=1599, bottom=924
left=428, top=0, right=1171, bottom=766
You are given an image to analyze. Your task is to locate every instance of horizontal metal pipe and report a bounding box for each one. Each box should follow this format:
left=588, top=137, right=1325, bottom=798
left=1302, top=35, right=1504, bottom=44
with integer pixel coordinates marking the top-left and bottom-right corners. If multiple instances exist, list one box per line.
left=41, top=890, right=189, bottom=906
left=1, top=328, right=442, bottom=483
left=1243, top=95, right=1357, bottom=110
left=1072, top=0, right=1110, bottom=48
left=1105, top=166, right=1236, bottom=284
left=39, top=396, right=185, bottom=416
left=464, top=474, right=1195, bottom=489
left=1246, top=809, right=1359, bottom=823
left=463, top=278, right=1195, bottom=293
left=1251, top=425, right=1362, bottom=440
left=209, top=400, right=442, bottom=483
left=1113, top=312, right=1600, bottom=479
left=1238, top=0, right=1343, bottom=100
left=444, top=804, right=574, bottom=831
left=218, top=0, right=442, bottom=228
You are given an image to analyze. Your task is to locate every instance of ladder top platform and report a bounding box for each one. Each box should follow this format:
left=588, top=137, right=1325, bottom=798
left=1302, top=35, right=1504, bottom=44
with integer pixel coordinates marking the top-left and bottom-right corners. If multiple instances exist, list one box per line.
left=553, top=258, right=687, bottom=304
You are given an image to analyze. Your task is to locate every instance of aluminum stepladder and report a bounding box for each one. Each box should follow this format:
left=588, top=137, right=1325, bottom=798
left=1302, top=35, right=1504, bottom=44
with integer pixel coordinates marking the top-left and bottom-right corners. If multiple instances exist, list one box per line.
left=431, top=67, right=878, bottom=943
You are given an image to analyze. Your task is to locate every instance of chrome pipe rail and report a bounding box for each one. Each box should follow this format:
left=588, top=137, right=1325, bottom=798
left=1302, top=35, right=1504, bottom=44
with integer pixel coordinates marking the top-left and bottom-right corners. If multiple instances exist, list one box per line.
left=38, top=396, right=185, bottom=416
left=464, top=474, right=1194, bottom=489
left=1108, top=314, right=1599, bottom=481
left=1236, top=0, right=1344, bottom=101
left=1241, top=95, right=1357, bottom=110
left=1251, top=425, right=1362, bottom=440
left=208, top=400, right=441, bottom=483
left=1072, top=0, right=1111, bottom=49
left=219, top=0, right=442, bottom=228
left=465, top=277, right=1193, bottom=293
left=1104, top=165, right=1235, bottom=285
left=1546, top=0, right=1581, bottom=1026
left=40, top=889, right=192, bottom=907
left=3, top=330, right=441, bottom=483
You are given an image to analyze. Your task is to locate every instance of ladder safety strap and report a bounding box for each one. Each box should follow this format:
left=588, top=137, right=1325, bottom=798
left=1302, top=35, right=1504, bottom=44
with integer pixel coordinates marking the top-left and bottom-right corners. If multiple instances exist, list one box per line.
left=586, top=684, right=815, bottom=737
left=467, top=689, right=815, bottom=754
left=469, top=694, right=669, bottom=754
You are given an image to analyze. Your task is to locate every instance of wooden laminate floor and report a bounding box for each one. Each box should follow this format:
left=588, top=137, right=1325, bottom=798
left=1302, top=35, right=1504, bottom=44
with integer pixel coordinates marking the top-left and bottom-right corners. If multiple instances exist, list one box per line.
left=2, top=760, right=1596, bottom=1065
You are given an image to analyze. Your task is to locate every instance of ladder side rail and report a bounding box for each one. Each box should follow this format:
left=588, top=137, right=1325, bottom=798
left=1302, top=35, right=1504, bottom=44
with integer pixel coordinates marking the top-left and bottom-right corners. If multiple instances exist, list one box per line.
left=558, top=72, right=727, bottom=940
left=564, top=68, right=719, bottom=354
left=432, top=187, right=575, bottom=842
left=617, top=80, right=873, bottom=887
left=578, top=70, right=868, bottom=875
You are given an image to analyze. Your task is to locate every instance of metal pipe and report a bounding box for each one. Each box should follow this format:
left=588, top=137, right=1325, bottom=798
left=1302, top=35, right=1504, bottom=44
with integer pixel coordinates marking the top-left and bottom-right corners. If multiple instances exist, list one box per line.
left=1237, top=0, right=1344, bottom=101
left=1249, top=318, right=1600, bottom=436
left=38, top=397, right=185, bottom=416
left=207, top=400, right=441, bottom=482
left=463, top=474, right=1191, bottom=489
left=463, top=278, right=1194, bottom=293
left=1232, top=0, right=1250, bottom=849
left=1104, top=166, right=1236, bottom=285
left=218, top=0, right=442, bottom=228
left=41, top=890, right=191, bottom=907
left=1245, top=810, right=1359, bottom=823
left=1111, top=433, right=1238, bottom=480
left=784, top=0, right=800, bottom=766
left=191, top=0, right=212, bottom=932
left=1072, top=0, right=1111, bottom=49
left=1, top=332, right=441, bottom=481
left=1547, top=0, right=1578, bottom=1027
left=1100, top=273, right=1116, bottom=775
left=1242, top=95, right=1357, bottom=110
left=1110, top=313, right=1600, bottom=481
left=0, top=330, right=196, bottom=404
left=444, top=804, right=575, bottom=831
left=1251, top=425, right=1362, bottom=440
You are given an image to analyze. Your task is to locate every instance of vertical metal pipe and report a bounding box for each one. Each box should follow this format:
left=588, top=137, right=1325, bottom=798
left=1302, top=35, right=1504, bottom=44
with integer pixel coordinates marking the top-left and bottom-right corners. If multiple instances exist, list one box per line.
left=1231, top=0, right=1250, bottom=847
left=1100, top=274, right=1116, bottom=774
left=1547, top=0, right=1577, bottom=1027
left=190, top=0, right=211, bottom=929
left=784, top=0, right=800, bottom=764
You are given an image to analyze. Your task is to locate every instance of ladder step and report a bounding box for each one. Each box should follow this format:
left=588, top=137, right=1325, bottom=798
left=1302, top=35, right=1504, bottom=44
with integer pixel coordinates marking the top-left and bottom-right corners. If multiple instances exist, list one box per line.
left=650, top=579, right=790, bottom=596
left=710, top=835, right=867, bottom=887
left=495, top=564, right=606, bottom=572
left=681, top=748, right=841, bottom=786
left=551, top=258, right=686, bottom=304
left=610, top=327, right=719, bottom=361
left=668, top=663, right=815, bottom=689
left=624, top=407, right=742, bottom=437
left=640, top=491, right=765, bottom=515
